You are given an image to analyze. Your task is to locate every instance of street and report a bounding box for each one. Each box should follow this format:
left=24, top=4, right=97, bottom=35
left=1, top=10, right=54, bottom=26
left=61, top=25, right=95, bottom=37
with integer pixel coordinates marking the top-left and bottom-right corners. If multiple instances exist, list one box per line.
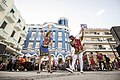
left=0, top=70, right=120, bottom=80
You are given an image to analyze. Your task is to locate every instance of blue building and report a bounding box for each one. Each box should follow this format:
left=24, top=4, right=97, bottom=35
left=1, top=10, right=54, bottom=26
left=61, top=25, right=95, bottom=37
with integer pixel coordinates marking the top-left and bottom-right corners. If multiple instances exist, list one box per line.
left=22, top=17, right=71, bottom=62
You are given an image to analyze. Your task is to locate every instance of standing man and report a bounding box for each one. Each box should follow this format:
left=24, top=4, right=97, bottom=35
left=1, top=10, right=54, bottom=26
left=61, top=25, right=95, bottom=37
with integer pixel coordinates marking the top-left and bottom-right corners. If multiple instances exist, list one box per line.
left=69, top=27, right=85, bottom=73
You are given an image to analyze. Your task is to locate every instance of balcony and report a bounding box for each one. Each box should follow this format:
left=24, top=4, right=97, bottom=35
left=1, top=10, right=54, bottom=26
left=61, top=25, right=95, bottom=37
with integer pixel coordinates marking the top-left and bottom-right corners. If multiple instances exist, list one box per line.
left=14, top=44, right=22, bottom=50
left=0, top=28, right=8, bottom=40
left=85, top=48, right=116, bottom=52
left=6, top=13, right=17, bottom=23
left=84, top=34, right=112, bottom=38
left=21, top=30, right=27, bottom=37
left=7, top=37, right=17, bottom=45
left=83, top=40, right=116, bottom=44
left=14, top=23, right=23, bottom=31
left=0, top=0, right=7, bottom=11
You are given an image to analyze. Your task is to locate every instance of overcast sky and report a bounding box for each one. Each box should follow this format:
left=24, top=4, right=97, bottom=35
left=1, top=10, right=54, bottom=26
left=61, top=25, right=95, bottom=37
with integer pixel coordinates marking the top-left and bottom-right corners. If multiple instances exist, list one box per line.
left=14, top=0, right=120, bottom=36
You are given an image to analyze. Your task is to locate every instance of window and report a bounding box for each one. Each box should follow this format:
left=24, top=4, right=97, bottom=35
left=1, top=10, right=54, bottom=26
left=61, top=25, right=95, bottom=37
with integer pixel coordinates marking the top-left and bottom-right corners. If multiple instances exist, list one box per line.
left=104, top=32, right=111, bottom=35
left=36, top=42, right=39, bottom=48
left=30, top=32, right=36, bottom=40
left=58, top=32, right=62, bottom=37
left=65, top=43, right=67, bottom=49
left=23, top=26, right=25, bottom=30
left=36, top=32, right=41, bottom=41
left=58, top=20, right=62, bottom=24
left=94, top=32, right=99, bottom=35
left=107, top=38, right=112, bottom=41
left=11, top=30, right=15, bottom=37
left=0, top=21, right=7, bottom=29
left=28, top=42, right=33, bottom=49
left=33, top=28, right=36, bottom=29
left=99, top=45, right=102, bottom=49
left=58, top=42, right=62, bottom=49
left=59, top=28, right=62, bottom=30
left=18, top=37, right=21, bottom=43
left=17, top=19, right=21, bottom=23
left=10, top=9, right=15, bottom=13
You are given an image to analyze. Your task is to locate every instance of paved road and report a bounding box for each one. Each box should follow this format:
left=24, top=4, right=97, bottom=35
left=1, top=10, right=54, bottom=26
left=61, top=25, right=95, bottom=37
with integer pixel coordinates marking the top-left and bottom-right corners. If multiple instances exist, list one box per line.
left=0, top=70, right=120, bottom=80
left=37, top=71, right=120, bottom=80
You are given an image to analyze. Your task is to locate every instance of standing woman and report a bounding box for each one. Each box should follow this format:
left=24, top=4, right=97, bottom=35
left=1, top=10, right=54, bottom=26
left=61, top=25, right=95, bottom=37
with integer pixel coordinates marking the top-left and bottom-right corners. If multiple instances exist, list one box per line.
left=37, top=31, right=53, bottom=73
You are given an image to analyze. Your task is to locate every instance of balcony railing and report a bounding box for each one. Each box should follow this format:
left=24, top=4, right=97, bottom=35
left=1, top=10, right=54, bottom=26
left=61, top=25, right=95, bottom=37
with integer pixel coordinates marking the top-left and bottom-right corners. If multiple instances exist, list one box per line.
left=15, top=44, right=22, bottom=50
left=6, top=12, right=17, bottom=23
left=0, top=0, right=7, bottom=11
left=14, top=23, right=23, bottom=31
left=0, top=29, right=8, bottom=39
left=84, top=34, right=112, bottom=37
left=84, top=40, right=116, bottom=44
left=84, top=48, right=116, bottom=52
left=7, top=37, right=17, bottom=45
left=21, top=30, right=27, bottom=37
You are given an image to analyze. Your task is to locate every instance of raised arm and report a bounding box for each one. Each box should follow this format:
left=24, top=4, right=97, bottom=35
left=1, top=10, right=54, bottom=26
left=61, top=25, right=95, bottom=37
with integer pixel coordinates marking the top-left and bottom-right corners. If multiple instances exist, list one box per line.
left=49, top=40, right=53, bottom=46
left=75, top=27, right=84, bottom=41
left=40, top=30, right=45, bottom=37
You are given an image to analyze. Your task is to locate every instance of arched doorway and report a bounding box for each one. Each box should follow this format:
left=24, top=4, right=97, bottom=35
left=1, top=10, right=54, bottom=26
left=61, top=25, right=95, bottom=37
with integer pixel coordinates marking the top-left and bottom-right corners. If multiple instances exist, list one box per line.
left=58, top=55, right=64, bottom=64
left=65, top=56, right=72, bottom=65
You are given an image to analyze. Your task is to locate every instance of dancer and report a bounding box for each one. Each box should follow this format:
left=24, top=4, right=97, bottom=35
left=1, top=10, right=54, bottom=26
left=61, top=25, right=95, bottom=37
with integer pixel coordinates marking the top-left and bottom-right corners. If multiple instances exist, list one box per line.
left=69, top=27, right=85, bottom=73
left=37, top=31, right=53, bottom=73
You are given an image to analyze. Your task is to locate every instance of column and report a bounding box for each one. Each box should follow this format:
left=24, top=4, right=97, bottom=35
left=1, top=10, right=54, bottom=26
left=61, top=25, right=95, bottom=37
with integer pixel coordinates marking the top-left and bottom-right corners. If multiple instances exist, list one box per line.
left=66, top=32, right=69, bottom=51
left=55, top=30, right=58, bottom=49
left=23, top=29, right=32, bottom=49
left=32, top=29, right=39, bottom=49
left=39, top=31, right=44, bottom=48
left=62, top=29, right=65, bottom=50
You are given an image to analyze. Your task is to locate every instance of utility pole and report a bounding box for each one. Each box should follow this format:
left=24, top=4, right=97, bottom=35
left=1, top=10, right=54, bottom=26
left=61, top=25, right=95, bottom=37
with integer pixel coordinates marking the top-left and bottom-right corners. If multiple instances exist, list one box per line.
left=107, top=39, right=120, bottom=64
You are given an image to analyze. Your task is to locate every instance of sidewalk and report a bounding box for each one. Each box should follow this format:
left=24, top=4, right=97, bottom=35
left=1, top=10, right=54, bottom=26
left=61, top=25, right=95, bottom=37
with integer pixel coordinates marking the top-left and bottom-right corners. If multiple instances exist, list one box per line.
left=0, top=70, right=78, bottom=80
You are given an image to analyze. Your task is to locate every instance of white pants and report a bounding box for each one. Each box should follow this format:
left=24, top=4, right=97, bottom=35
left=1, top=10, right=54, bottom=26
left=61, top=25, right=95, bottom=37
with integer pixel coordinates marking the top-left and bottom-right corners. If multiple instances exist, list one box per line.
left=70, top=52, right=84, bottom=72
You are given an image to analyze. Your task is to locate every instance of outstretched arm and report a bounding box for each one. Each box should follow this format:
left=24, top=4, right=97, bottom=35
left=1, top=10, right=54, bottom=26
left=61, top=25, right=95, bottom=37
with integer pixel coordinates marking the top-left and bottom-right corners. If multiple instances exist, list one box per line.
left=75, top=27, right=84, bottom=41
left=40, top=30, right=45, bottom=37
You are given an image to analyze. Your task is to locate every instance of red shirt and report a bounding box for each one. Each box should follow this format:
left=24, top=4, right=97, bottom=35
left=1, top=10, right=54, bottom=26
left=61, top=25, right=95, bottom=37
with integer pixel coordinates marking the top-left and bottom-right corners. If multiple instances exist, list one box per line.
left=20, top=58, right=25, bottom=63
left=70, top=39, right=83, bottom=52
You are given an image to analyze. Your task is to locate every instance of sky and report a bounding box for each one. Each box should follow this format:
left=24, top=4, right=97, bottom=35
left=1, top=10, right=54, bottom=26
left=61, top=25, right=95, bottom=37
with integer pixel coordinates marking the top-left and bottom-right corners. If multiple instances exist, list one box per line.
left=14, top=0, right=120, bottom=36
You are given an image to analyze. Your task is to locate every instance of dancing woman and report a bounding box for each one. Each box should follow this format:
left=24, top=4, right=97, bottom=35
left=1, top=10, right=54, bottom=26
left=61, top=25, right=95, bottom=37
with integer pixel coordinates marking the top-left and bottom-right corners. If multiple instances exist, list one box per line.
left=37, top=31, right=53, bottom=73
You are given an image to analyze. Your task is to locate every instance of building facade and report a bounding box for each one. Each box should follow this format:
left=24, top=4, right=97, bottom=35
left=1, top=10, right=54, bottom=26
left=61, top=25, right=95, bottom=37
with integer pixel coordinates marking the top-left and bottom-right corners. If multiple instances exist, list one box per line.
left=0, top=0, right=27, bottom=55
left=23, top=18, right=71, bottom=62
left=110, top=26, right=120, bottom=57
left=83, top=28, right=118, bottom=60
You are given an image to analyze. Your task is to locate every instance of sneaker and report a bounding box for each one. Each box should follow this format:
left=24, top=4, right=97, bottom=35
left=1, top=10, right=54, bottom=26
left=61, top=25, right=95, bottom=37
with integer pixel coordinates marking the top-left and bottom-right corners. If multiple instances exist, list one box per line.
left=17, top=69, right=19, bottom=71
left=42, top=69, right=45, bottom=71
left=24, top=69, right=27, bottom=71
left=80, top=71, right=83, bottom=73
left=12, top=69, right=14, bottom=71
left=66, top=68, right=73, bottom=73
